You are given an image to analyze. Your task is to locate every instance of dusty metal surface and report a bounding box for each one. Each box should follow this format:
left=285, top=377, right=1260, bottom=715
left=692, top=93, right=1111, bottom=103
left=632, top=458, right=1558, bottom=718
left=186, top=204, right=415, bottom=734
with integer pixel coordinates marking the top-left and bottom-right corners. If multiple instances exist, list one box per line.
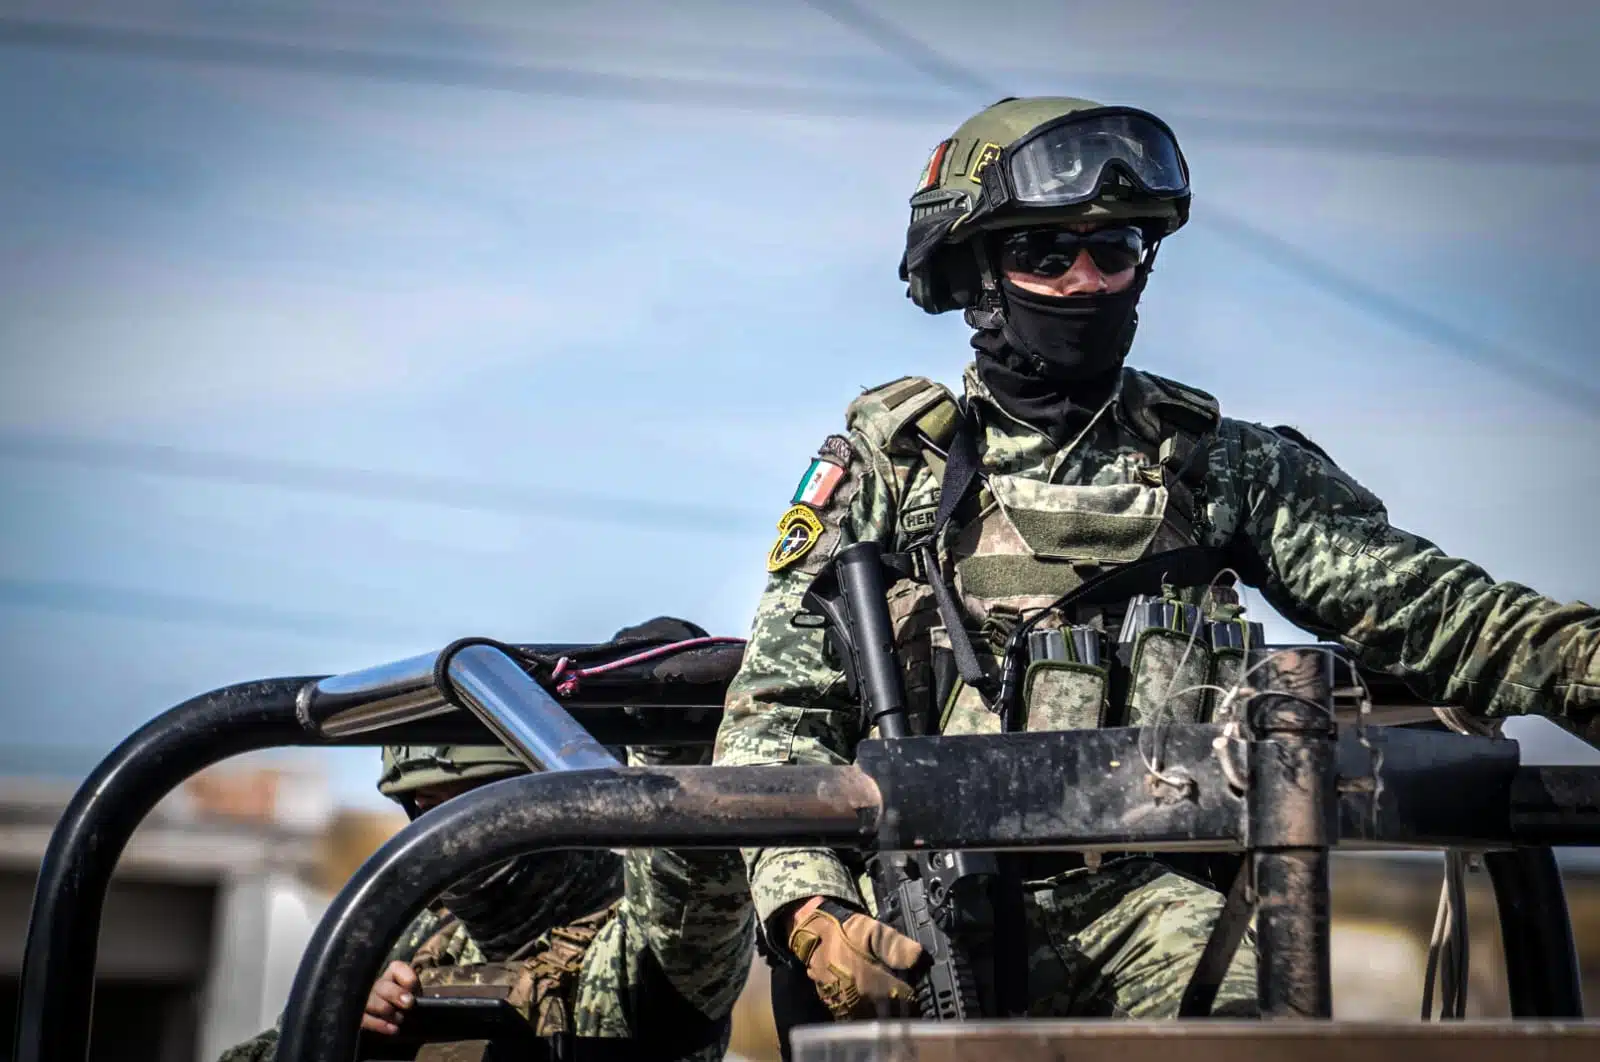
left=1247, top=647, right=1336, bottom=1019
left=789, top=1021, right=1600, bottom=1062
left=278, top=764, right=884, bottom=1062
left=856, top=726, right=1245, bottom=852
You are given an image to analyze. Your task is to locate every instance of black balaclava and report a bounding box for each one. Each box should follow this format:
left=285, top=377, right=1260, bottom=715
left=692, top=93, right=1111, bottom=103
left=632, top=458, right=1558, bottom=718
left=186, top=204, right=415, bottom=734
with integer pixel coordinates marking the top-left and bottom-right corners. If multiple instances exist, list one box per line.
left=996, top=267, right=1148, bottom=384
left=968, top=237, right=1153, bottom=441
left=972, top=329, right=1119, bottom=446
left=401, top=789, right=624, bottom=960
left=439, top=847, right=625, bottom=961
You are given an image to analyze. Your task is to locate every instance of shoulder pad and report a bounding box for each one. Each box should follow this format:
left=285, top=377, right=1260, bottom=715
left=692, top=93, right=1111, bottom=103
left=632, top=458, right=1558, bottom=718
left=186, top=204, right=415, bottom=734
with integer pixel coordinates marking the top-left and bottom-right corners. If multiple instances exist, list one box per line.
left=1123, top=369, right=1221, bottom=439
left=846, top=376, right=959, bottom=455
left=1269, top=424, right=1332, bottom=461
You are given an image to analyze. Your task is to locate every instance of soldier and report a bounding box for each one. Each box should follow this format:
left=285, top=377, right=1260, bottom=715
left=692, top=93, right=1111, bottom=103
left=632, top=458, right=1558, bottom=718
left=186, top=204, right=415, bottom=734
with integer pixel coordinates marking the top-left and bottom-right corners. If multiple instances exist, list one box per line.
left=714, top=95, right=1599, bottom=1028
left=220, top=696, right=754, bottom=1058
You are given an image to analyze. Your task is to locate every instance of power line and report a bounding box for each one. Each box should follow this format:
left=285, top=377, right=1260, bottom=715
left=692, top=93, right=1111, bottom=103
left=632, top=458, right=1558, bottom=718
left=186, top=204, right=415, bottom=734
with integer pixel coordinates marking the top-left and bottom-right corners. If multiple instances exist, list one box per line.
left=0, top=430, right=766, bottom=533
left=0, top=14, right=948, bottom=121
left=3, top=10, right=1594, bottom=413
left=796, top=0, right=1599, bottom=418
left=797, top=0, right=993, bottom=97
left=3, top=14, right=1599, bottom=163
left=1193, top=207, right=1600, bottom=410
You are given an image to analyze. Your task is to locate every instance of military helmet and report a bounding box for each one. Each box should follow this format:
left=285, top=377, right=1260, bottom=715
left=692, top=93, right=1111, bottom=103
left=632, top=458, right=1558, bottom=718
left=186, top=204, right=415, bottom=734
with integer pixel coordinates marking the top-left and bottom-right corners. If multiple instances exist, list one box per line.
left=378, top=744, right=528, bottom=799
left=901, top=96, right=1191, bottom=314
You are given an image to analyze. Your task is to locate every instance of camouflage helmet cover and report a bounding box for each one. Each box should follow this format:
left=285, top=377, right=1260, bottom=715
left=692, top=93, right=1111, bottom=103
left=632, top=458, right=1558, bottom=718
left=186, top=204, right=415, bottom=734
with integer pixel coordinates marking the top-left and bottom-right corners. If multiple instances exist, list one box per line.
left=378, top=744, right=528, bottom=798
left=902, top=96, right=1190, bottom=312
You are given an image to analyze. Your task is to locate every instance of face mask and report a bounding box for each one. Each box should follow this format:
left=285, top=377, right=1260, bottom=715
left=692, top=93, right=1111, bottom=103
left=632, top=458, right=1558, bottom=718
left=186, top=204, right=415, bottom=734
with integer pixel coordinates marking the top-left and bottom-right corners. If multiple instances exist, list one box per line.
left=997, top=273, right=1146, bottom=382
left=441, top=848, right=623, bottom=960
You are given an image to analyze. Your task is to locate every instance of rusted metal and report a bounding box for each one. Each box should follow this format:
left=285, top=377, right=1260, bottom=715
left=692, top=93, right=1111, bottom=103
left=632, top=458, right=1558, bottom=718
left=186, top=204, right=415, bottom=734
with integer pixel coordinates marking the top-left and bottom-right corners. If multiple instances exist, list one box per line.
left=277, top=765, right=882, bottom=1062
left=788, top=1021, right=1600, bottom=1062
left=1246, top=647, right=1336, bottom=1019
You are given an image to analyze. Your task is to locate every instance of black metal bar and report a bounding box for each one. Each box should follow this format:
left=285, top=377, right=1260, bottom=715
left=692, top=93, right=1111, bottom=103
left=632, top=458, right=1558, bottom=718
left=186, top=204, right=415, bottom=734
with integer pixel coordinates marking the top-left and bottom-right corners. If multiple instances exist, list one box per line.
left=1509, top=766, right=1600, bottom=846
left=1177, top=855, right=1256, bottom=1017
left=275, top=765, right=881, bottom=1062
left=856, top=726, right=1245, bottom=851
left=1335, top=724, right=1518, bottom=847
left=13, top=676, right=319, bottom=1062
left=305, top=640, right=745, bottom=737
left=1247, top=648, right=1336, bottom=1020
left=1484, top=848, right=1585, bottom=1018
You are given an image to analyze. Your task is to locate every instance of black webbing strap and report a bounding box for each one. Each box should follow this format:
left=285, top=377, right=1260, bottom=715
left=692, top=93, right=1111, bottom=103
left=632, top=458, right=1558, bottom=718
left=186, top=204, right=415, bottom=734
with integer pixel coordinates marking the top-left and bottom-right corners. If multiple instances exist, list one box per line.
left=918, top=409, right=997, bottom=704
left=1177, top=855, right=1256, bottom=1017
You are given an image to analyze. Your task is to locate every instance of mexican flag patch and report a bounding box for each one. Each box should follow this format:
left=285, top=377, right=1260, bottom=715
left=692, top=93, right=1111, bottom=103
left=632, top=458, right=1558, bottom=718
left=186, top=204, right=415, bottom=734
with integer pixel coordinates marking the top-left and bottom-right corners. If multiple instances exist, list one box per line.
left=792, top=458, right=846, bottom=508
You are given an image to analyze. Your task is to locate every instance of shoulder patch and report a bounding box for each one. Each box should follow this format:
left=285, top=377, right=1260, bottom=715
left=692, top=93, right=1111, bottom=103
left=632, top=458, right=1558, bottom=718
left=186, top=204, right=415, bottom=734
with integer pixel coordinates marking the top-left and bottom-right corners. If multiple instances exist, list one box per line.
left=791, top=434, right=854, bottom=508
left=793, top=456, right=846, bottom=508
left=846, top=376, right=957, bottom=456
left=767, top=505, right=825, bottom=572
left=818, top=433, right=854, bottom=467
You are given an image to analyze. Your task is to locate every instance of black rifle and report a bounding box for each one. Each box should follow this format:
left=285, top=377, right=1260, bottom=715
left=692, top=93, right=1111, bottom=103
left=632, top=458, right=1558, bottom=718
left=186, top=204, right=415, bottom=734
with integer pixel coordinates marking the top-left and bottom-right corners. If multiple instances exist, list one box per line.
left=802, top=541, right=996, bottom=1019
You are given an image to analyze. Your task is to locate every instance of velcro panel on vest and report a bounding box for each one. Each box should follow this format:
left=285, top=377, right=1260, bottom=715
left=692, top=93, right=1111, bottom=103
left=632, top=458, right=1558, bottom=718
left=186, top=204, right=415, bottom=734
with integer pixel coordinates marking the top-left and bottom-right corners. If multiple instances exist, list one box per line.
left=846, top=376, right=959, bottom=457
left=988, top=479, right=1166, bottom=564
left=954, top=555, right=1090, bottom=602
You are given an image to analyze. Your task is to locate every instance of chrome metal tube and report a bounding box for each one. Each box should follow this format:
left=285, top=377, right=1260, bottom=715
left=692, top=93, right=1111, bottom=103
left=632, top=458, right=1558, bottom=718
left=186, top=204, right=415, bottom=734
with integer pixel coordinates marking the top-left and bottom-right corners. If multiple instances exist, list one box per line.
left=309, top=649, right=450, bottom=737
left=446, top=644, right=620, bottom=771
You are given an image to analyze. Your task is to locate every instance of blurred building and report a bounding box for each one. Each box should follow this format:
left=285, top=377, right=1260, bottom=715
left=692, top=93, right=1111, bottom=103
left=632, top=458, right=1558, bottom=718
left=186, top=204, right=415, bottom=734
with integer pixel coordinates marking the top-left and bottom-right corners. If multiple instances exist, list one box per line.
left=0, top=755, right=404, bottom=1062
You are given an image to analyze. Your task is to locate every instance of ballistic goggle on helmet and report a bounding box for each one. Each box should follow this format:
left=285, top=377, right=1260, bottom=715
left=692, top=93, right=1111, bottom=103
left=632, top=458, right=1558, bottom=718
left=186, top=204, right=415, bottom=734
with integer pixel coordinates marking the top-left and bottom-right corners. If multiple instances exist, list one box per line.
left=900, top=96, right=1192, bottom=314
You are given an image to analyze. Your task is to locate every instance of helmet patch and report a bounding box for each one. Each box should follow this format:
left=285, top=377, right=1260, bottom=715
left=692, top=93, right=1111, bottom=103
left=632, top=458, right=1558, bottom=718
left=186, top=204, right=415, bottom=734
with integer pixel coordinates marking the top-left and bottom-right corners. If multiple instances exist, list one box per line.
left=968, top=142, right=1003, bottom=183
left=915, top=138, right=953, bottom=194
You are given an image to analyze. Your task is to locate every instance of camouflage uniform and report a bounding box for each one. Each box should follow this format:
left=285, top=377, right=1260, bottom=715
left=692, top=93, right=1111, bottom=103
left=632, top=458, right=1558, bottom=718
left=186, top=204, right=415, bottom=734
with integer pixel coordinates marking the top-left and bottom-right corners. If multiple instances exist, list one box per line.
left=715, top=361, right=1600, bottom=1017
left=218, top=740, right=753, bottom=1060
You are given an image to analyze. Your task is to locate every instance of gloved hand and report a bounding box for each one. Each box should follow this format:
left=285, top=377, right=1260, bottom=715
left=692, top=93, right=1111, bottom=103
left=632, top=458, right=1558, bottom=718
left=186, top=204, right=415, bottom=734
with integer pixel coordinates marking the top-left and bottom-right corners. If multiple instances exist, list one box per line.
left=786, top=896, right=928, bottom=1021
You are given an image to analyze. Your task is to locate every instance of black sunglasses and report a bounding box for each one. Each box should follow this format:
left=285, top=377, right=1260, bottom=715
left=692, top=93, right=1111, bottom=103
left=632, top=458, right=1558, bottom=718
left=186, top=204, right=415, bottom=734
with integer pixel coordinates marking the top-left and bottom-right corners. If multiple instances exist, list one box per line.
left=998, top=226, right=1146, bottom=279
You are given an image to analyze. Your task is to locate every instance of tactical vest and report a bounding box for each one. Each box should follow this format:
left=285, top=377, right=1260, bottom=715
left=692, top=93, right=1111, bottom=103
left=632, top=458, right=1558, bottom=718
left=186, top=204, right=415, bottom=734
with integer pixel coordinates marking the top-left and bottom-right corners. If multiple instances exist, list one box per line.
left=417, top=903, right=618, bottom=1037
left=846, top=370, right=1260, bottom=742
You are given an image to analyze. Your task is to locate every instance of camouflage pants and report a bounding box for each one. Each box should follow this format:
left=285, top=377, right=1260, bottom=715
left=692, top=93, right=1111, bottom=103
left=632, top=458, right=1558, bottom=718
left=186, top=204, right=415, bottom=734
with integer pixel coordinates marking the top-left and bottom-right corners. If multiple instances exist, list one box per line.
left=1017, top=857, right=1256, bottom=1018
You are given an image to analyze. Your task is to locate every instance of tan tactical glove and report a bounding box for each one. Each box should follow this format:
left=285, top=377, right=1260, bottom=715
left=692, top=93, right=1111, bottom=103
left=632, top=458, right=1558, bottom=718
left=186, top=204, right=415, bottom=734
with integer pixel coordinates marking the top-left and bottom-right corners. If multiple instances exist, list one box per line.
left=786, top=896, right=929, bottom=1021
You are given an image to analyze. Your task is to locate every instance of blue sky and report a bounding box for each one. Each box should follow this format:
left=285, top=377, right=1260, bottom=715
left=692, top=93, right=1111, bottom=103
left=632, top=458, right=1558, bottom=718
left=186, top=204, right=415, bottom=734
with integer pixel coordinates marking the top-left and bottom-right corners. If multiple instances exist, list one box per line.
left=1, top=1, right=1597, bottom=807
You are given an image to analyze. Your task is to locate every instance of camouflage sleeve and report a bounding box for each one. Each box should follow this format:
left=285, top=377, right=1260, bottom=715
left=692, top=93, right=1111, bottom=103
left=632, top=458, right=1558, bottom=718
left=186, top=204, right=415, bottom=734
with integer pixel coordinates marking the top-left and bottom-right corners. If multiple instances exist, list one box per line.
left=713, top=429, right=903, bottom=928
left=570, top=745, right=756, bottom=1039
left=1216, top=420, right=1599, bottom=732
left=214, top=1028, right=279, bottom=1062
